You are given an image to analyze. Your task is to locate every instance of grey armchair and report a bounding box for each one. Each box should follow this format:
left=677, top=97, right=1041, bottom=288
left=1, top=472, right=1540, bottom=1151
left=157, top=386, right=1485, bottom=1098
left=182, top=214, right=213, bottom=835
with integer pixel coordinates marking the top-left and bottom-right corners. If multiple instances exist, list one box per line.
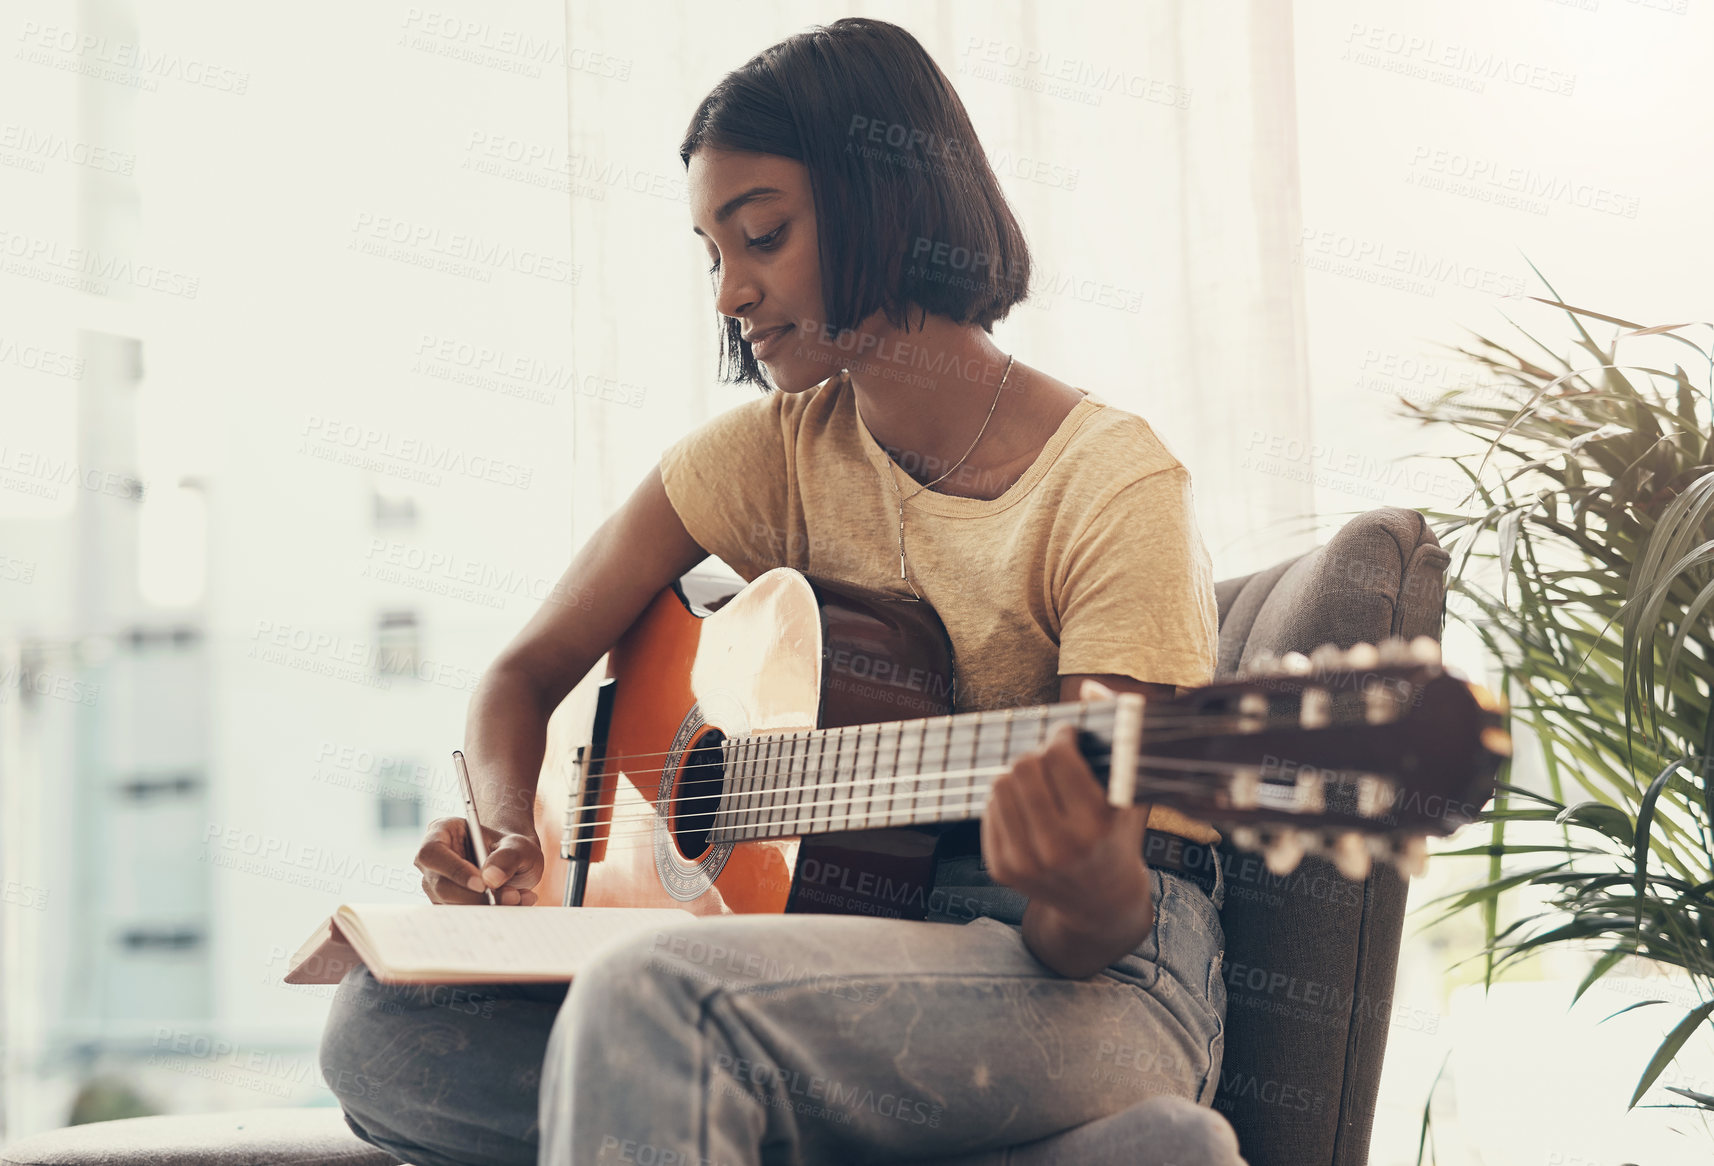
left=0, top=506, right=1449, bottom=1166
left=1208, top=505, right=1449, bottom=1166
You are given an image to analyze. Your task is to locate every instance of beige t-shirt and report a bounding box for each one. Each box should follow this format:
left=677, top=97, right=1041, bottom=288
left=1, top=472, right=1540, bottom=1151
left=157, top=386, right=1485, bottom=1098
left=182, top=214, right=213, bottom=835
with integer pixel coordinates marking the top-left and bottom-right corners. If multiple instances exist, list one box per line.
left=659, top=367, right=1220, bottom=845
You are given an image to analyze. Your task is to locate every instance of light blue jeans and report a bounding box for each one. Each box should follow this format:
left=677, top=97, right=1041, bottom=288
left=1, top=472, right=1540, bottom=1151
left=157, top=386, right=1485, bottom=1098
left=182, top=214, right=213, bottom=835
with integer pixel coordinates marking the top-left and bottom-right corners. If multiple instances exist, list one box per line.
left=320, top=864, right=1241, bottom=1166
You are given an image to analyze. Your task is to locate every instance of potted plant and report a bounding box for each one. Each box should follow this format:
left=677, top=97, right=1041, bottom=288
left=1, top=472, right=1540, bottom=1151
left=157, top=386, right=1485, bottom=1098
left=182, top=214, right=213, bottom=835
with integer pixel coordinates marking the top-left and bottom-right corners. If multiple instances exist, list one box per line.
left=1402, top=263, right=1714, bottom=1120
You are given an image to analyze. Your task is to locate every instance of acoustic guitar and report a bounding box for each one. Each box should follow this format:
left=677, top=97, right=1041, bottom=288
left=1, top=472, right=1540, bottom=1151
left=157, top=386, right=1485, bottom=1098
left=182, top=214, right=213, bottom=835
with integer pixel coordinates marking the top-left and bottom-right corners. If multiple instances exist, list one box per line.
left=529, top=567, right=1509, bottom=919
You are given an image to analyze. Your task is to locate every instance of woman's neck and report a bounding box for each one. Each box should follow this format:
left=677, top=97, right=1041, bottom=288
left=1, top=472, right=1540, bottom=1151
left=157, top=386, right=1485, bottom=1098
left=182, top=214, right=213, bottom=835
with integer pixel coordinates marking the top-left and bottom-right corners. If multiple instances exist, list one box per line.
left=843, top=320, right=1082, bottom=499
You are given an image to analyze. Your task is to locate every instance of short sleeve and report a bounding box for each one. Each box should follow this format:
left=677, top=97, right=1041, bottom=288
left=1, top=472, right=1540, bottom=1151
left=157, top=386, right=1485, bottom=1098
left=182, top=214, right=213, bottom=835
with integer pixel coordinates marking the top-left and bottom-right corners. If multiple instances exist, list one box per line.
left=658, top=392, right=796, bottom=582
left=1054, top=466, right=1218, bottom=689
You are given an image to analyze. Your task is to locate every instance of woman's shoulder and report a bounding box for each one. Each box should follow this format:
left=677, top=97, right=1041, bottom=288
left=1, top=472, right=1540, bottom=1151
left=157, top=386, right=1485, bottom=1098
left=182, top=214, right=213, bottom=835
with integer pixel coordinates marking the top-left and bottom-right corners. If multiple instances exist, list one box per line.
left=1066, top=392, right=1187, bottom=481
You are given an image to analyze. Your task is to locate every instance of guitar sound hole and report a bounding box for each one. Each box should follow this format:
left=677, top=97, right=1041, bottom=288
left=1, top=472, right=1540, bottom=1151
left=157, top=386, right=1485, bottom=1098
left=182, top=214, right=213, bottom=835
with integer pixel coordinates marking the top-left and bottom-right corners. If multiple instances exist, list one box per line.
left=672, top=729, right=728, bottom=860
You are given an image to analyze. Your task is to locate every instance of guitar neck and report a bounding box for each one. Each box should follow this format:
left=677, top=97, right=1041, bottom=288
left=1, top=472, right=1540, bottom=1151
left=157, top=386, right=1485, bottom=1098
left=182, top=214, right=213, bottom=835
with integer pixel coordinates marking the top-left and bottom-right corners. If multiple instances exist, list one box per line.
left=709, top=700, right=1109, bottom=842
left=695, top=647, right=1508, bottom=863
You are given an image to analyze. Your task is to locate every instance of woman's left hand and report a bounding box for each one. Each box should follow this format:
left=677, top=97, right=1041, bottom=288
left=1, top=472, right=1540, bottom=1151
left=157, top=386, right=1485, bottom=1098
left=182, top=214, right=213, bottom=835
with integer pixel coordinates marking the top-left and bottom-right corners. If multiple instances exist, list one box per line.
left=981, top=719, right=1153, bottom=929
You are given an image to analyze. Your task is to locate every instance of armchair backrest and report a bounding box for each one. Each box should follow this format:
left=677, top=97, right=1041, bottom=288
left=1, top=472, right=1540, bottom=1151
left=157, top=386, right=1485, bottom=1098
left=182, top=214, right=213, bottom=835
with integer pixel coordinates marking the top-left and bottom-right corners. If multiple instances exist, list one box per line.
left=1208, top=507, right=1450, bottom=1166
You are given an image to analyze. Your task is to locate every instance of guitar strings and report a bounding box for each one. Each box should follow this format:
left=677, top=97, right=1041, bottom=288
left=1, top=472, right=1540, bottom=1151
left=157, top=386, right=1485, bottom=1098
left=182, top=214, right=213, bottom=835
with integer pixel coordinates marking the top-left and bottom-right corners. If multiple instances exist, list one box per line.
left=556, top=735, right=1257, bottom=831
left=529, top=704, right=1240, bottom=777
left=553, top=760, right=1287, bottom=855
left=556, top=752, right=1305, bottom=851
left=532, top=710, right=1278, bottom=821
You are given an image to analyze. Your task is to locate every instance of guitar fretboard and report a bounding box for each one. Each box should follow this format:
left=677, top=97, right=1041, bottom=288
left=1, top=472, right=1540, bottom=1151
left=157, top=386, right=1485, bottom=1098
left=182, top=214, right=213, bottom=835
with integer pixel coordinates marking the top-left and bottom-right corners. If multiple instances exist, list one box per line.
left=707, top=701, right=1112, bottom=842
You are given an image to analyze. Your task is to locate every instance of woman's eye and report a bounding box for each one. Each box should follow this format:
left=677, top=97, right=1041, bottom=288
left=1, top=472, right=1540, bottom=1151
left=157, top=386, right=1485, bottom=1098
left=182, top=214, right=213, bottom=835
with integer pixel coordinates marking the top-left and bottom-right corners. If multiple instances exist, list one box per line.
left=704, top=225, right=785, bottom=275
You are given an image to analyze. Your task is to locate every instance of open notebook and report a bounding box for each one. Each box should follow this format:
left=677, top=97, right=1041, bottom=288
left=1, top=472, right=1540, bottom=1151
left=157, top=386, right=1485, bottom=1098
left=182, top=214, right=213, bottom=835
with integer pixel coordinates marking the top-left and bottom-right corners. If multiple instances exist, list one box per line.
left=283, top=904, right=698, bottom=985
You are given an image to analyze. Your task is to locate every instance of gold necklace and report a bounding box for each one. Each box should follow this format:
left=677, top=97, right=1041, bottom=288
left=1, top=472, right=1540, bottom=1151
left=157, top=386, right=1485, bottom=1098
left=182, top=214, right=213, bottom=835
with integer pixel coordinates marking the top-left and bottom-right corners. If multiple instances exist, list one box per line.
left=868, top=354, right=1015, bottom=601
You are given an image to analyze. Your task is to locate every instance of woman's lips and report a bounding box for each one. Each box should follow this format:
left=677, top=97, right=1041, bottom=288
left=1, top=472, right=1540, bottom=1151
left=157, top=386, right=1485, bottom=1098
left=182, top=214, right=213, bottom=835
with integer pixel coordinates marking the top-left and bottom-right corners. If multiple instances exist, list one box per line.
left=752, top=325, right=794, bottom=361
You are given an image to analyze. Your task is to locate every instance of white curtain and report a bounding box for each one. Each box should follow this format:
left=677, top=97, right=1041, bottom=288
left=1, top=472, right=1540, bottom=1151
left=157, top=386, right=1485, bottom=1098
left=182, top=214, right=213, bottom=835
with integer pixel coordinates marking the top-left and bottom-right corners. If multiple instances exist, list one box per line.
left=561, top=0, right=1316, bottom=580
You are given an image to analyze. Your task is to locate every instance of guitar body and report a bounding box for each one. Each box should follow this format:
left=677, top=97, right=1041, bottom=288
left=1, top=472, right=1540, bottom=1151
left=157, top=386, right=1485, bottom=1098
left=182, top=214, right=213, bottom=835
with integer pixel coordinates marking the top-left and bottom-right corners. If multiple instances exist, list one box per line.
left=564, top=567, right=959, bottom=919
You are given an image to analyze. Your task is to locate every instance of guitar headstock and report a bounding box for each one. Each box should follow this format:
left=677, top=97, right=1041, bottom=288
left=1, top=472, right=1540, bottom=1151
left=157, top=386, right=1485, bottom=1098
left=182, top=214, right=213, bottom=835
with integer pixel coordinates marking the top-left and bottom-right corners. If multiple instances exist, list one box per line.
left=1097, top=635, right=1509, bottom=880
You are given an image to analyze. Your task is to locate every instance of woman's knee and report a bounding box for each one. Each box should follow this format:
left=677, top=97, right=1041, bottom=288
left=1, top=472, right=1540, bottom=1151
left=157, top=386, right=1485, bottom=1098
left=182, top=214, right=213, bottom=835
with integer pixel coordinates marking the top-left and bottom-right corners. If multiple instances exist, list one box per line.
left=317, top=965, right=438, bottom=1111
left=1120, top=1094, right=1247, bottom=1165
left=546, top=924, right=724, bottom=1067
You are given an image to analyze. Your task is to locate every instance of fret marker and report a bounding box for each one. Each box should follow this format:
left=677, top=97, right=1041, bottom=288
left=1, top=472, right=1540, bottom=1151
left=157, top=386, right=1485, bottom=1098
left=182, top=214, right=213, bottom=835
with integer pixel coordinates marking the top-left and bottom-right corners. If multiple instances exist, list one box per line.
left=1106, top=693, right=1145, bottom=808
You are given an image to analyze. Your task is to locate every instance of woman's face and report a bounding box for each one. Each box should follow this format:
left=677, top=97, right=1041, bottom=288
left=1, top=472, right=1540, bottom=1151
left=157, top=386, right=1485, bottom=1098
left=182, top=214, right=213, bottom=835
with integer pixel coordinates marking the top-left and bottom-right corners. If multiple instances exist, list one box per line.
left=688, top=147, right=840, bottom=392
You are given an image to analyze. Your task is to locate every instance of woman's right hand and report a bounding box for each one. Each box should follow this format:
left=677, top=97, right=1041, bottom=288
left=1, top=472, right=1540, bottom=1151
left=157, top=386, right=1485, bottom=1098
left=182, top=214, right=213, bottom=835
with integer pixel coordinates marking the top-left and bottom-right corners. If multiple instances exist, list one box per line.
left=414, top=816, right=544, bottom=905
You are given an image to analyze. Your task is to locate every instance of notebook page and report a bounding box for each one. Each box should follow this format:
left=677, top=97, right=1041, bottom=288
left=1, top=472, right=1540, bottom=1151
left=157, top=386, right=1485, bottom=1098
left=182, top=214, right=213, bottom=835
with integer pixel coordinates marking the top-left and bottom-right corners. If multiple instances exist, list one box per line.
left=337, top=905, right=698, bottom=979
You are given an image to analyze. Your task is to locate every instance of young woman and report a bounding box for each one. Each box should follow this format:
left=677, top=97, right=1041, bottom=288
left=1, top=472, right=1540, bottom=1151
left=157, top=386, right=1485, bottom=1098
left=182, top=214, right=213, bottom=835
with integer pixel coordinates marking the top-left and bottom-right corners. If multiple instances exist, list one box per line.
left=322, top=18, right=1243, bottom=1166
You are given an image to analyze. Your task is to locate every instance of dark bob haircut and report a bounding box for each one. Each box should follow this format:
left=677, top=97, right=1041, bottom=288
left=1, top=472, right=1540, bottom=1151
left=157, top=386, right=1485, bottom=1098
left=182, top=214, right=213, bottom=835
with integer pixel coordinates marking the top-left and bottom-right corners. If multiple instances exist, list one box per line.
left=680, top=17, right=1032, bottom=388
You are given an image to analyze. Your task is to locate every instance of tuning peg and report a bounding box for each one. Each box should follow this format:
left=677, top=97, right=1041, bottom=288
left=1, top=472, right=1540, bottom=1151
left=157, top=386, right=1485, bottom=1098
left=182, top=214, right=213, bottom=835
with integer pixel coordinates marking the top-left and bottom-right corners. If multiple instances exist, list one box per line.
left=1331, top=832, right=1372, bottom=881
left=1355, top=774, right=1393, bottom=819
left=1481, top=725, right=1513, bottom=758
left=1299, top=686, right=1332, bottom=730
left=1228, top=766, right=1262, bottom=810
left=1229, top=825, right=1261, bottom=853
left=1376, top=637, right=1412, bottom=664
left=1362, top=681, right=1398, bottom=725
left=1345, top=641, right=1380, bottom=670
left=1248, top=650, right=1278, bottom=674
left=1409, top=636, right=1441, bottom=665
left=1262, top=830, right=1308, bottom=875
left=1309, top=643, right=1343, bottom=670
left=1278, top=651, right=1312, bottom=675
left=1392, top=835, right=1429, bottom=878
left=1468, top=682, right=1506, bottom=714
left=1237, top=692, right=1268, bottom=732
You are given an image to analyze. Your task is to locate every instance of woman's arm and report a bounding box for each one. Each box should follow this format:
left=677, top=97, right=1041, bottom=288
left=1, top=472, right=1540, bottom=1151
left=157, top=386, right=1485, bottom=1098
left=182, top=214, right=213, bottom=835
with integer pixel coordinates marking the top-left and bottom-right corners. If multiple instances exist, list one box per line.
left=984, top=673, right=1175, bottom=978
left=415, top=464, right=711, bottom=904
